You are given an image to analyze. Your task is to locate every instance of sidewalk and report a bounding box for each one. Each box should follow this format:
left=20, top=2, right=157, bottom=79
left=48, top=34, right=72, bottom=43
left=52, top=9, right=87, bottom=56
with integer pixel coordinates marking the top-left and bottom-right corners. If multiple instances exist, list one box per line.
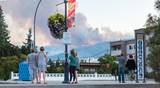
left=0, top=79, right=158, bottom=85
left=0, top=80, right=159, bottom=88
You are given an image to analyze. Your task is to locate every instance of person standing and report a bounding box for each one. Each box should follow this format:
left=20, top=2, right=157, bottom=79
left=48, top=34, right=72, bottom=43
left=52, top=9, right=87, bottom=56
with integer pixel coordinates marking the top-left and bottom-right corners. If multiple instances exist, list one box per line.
left=126, top=55, right=136, bottom=81
left=69, top=49, right=78, bottom=84
left=26, top=49, right=38, bottom=84
left=37, top=47, right=48, bottom=84
left=118, top=53, right=126, bottom=83
left=75, top=51, right=80, bottom=84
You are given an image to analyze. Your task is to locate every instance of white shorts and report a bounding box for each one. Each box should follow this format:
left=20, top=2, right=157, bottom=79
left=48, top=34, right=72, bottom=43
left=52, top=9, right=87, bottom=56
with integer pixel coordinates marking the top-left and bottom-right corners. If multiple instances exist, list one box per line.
left=38, top=65, right=47, bottom=72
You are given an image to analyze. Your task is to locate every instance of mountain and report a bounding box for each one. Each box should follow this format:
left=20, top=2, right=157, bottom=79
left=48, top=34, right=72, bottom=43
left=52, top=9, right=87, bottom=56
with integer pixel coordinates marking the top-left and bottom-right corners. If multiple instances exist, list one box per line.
left=49, top=41, right=110, bottom=61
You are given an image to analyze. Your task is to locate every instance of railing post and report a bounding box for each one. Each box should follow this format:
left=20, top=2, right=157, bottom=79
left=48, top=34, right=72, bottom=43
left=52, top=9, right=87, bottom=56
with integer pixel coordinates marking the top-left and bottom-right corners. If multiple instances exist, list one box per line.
left=94, top=72, right=97, bottom=77
left=10, top=71, right=14, bottom=80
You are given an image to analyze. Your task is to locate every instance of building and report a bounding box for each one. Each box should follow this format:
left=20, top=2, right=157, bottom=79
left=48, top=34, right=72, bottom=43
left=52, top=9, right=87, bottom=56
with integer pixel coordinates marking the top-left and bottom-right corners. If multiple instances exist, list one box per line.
left=110, top=39, right=135, bottom=60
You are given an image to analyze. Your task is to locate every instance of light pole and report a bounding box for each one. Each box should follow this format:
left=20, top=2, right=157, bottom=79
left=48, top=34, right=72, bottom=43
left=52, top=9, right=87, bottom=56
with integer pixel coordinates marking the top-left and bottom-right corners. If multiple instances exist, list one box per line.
left=56, top=0, right=69, bottom=83
left=33, top=0, right=42, bottom=49
left=63, top=0, right=69, bottom=83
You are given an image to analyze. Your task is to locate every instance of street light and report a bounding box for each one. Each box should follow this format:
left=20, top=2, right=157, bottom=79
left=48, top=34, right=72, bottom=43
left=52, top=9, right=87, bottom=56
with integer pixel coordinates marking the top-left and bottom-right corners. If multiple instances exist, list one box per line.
left=56, top=0, right=69, bottom=83
left=63, top=0, right=69, bottom=83
left=33, top=0, right=42, bottom=49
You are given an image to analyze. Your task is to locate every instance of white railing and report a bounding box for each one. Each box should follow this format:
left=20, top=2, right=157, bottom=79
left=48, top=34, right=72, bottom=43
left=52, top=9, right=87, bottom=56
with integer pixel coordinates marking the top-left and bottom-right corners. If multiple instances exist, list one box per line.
left=11, top=72, right=117, bottom=81
left=111, top=50, right=121, bottom=56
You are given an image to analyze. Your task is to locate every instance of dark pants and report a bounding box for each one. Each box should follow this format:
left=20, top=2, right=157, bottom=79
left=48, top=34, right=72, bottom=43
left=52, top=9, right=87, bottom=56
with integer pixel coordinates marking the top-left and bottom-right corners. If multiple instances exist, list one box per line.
left=70, top=66, right=76, bottom=82
left=118, top=67, right=125, bottom=83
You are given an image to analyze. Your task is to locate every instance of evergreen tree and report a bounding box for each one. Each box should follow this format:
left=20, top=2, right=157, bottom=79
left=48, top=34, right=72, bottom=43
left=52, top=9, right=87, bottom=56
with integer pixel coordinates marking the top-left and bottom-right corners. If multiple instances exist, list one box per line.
left=0, top=6, right=11, bottom=57
left=21, top=28, right=33, bottom=55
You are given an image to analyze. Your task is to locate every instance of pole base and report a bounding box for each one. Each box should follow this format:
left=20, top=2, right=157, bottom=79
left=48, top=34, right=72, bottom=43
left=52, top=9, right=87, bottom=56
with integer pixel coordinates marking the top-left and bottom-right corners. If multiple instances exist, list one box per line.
left=62, top=80, right=70, bottom=84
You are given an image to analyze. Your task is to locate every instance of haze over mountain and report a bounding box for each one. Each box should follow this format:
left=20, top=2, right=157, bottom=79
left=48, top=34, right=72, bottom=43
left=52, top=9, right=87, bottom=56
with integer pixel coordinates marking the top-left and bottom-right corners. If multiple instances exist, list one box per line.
left=48, top=41, right=110, bottom=61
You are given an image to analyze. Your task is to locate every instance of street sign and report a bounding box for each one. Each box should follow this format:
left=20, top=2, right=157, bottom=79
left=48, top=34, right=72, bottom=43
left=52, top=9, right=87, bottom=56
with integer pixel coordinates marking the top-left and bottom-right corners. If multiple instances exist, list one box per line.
left=63, top=32, right=71, bottom=44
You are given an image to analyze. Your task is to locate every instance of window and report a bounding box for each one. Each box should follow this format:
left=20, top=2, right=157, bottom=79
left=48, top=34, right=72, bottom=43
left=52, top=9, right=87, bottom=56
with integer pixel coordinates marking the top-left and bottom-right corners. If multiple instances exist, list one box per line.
left=129, top=45, right=132, bottom=50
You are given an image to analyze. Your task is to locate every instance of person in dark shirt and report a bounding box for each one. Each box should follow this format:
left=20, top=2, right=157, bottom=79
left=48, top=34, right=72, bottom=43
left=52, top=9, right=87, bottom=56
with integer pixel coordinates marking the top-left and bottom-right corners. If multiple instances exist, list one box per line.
left=126, top=55, right=136, bottom=81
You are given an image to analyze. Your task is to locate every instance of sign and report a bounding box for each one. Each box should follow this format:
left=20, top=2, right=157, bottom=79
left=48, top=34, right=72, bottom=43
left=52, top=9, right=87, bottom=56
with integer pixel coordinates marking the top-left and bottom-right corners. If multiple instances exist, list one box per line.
left=63, top=32, right=71, bottom=44
left=136, top=39, right=144, bottom=80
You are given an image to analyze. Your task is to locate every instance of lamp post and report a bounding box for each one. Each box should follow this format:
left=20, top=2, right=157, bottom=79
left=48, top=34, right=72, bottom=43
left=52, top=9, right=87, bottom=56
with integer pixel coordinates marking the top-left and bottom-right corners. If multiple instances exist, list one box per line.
left=33, top=0, right=42, bottom=49
left=56, top=0, right=69, bottom=83
left=63, top=0, right=69, bottom=83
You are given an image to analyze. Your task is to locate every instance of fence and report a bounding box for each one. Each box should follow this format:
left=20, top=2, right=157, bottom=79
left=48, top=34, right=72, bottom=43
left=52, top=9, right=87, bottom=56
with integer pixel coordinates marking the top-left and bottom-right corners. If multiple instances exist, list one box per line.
left=11, top=72, right=117, bottom=81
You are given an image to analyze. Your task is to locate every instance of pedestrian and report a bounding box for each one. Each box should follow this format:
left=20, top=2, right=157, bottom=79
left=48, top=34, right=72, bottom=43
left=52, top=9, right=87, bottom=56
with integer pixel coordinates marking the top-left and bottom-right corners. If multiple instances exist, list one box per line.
left=26, top=48, right=38, bottom=84
left=118, top=53, right=126, bottom=83
left=69, top=49, right=78, bottom=84
left=126, top=55, right=136, bottom=81
left=37, top=47, right=48, bottom=84
left=75, top=51, right=80, bottom=84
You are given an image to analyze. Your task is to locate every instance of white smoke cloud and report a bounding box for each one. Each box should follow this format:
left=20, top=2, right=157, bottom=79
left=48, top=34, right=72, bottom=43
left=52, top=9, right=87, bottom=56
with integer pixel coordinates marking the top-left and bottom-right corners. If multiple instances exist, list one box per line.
left=69, top=13, right=133, bottom=48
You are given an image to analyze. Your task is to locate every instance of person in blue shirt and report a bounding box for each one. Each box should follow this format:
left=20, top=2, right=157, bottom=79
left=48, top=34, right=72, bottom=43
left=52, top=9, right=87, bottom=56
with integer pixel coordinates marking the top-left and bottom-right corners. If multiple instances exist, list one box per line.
left=118, top=53, right=126, bottom=83
left=69, top=49, right=79, bottom=84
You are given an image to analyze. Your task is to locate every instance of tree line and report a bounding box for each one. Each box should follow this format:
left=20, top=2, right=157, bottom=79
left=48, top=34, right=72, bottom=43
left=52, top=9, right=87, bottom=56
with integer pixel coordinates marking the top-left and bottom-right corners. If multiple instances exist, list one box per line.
left=0, top=6, right=30, bottom=80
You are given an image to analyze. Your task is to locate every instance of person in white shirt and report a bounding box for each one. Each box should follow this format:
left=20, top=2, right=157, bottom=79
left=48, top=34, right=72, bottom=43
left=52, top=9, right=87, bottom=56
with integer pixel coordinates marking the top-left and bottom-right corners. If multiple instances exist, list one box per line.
left=27, top=49, right=38, bottom=84
left=37, top=47, right=48, bottom=84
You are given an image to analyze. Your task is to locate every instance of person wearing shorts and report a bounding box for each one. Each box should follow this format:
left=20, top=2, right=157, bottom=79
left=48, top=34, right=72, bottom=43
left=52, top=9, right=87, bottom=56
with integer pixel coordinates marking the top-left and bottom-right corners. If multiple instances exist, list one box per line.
left=27, top=49, right=38, bottom=84
left=37, top=47, right=48, bottom=84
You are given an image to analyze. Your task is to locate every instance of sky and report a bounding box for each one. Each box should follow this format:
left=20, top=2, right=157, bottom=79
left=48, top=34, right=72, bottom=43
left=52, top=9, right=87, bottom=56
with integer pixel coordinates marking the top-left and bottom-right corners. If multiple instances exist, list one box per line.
left=0, top=0, right=158, bottom=55
left=76, top=0, right=157, bottom=32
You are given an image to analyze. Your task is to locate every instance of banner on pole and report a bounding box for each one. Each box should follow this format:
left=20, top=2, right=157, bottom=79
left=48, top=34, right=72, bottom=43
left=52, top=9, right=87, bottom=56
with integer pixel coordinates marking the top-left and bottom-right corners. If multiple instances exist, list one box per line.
left=67, top=0, right=76, bottom=28
left=136, top=39, right=144, bottom=80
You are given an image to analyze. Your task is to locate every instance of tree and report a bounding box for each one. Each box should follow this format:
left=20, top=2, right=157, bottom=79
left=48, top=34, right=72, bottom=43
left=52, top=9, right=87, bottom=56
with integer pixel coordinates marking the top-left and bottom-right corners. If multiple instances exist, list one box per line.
left=0, top=6, right=11, bottom=56
left=48, top=13, right=65, bottom=39
left=21, top=28, right=33, bottom=55
left=0, top=54, right=26, bottom=80
left=144, top=6, right=160, bottom=81
left=0, top=6, right=21, bottom=57
left=98, top=54, right=117, bottom=74
left=47, top=59, right=56, bottom=73
left=0, top=56, right=18, bottom=80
